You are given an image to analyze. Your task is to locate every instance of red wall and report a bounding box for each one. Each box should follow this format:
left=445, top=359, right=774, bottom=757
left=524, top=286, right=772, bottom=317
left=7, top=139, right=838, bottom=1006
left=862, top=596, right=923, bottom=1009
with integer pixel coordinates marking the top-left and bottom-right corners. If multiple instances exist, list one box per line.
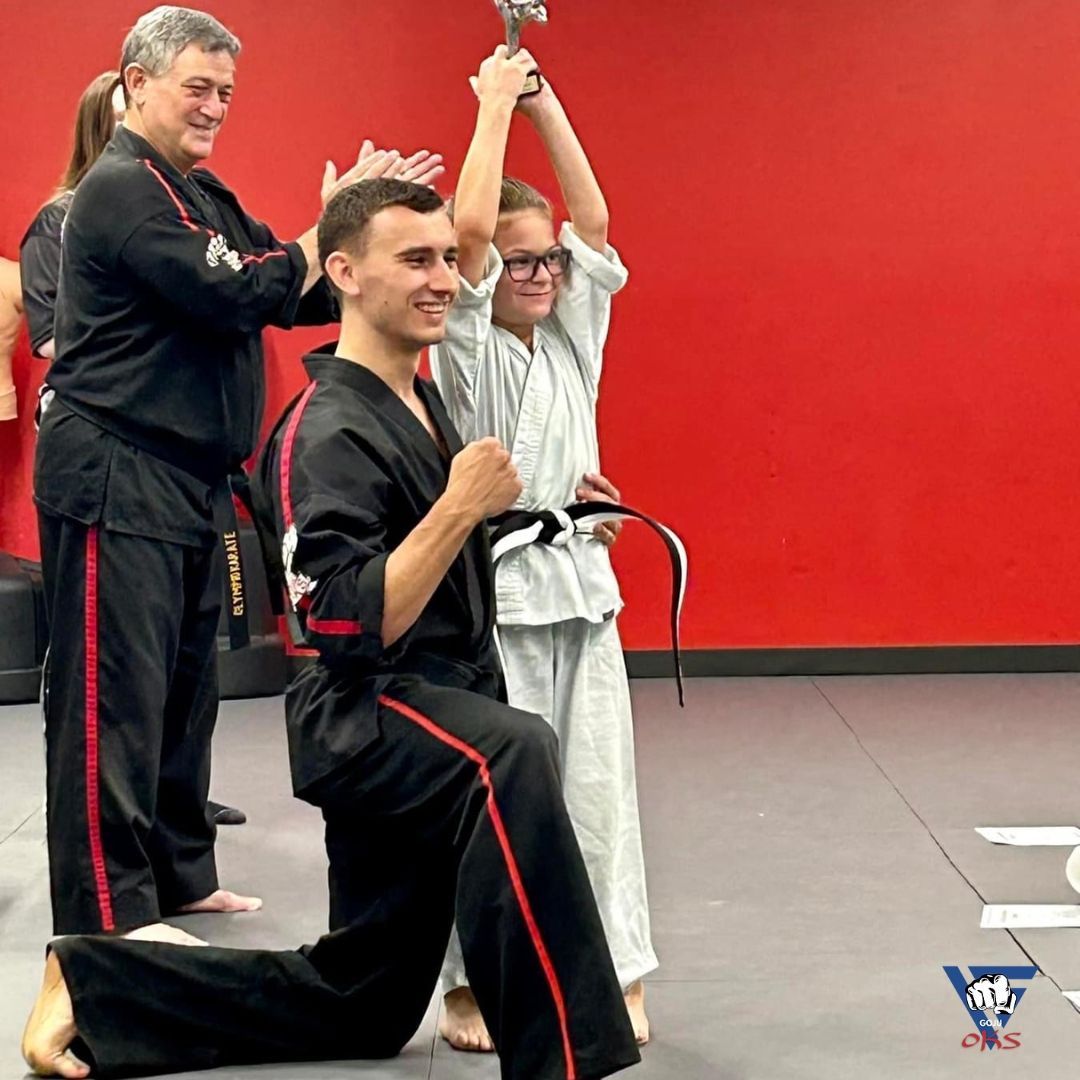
left=4, top=0, right=1080, bottom=650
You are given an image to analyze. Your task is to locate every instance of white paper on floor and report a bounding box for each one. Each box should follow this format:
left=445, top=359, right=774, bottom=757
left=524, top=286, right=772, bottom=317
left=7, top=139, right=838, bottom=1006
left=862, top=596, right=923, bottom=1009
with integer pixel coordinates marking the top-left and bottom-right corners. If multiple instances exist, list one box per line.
left=975, top=827, right=1080, bottom=846
left=981, top=905, right=1080, bottom=929
left=1062, top=991, right=1080, bottom=1013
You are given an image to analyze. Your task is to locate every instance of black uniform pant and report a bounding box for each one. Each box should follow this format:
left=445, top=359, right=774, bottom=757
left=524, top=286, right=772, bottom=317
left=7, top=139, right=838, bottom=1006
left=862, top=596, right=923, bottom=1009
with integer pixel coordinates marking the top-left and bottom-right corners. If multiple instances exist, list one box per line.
left=38, top=509, right=220, bottom=934
left=51, top=677, right=641, bottom=1080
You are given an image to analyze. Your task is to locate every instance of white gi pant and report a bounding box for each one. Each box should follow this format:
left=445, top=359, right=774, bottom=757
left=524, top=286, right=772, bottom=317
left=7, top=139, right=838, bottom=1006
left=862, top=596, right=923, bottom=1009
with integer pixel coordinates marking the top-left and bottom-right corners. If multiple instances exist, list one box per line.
left=442, top=616, right=658, bottom=993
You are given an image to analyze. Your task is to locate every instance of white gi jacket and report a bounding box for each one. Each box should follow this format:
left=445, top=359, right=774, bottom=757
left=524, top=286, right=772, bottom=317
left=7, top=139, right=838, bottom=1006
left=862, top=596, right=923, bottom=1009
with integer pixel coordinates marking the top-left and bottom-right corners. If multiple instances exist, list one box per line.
left=430, top=222, right=629, bottom=626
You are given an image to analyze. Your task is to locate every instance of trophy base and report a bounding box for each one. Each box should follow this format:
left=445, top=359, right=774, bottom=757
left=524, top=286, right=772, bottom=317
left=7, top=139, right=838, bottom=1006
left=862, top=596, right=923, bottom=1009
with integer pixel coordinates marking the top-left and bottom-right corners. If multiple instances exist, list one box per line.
left=519, top=71, right=543, bottom=97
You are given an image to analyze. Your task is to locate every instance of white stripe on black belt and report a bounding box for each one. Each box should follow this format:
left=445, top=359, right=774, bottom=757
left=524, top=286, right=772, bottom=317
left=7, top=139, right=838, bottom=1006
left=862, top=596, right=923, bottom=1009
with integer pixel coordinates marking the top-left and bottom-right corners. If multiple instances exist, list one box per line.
left=488, top=504, right=688, bottom=706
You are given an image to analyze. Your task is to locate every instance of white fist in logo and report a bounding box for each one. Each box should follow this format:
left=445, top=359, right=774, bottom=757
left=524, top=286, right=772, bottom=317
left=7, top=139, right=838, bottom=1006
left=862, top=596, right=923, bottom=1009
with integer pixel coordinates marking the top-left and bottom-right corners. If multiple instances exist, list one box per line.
left=966, top=975, right=1016, bottom=1015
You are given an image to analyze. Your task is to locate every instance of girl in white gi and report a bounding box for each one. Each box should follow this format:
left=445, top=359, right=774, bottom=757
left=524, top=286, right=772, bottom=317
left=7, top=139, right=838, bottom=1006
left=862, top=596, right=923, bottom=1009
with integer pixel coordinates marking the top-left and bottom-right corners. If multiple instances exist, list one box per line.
left=431, top=45, right=656, bottom=1049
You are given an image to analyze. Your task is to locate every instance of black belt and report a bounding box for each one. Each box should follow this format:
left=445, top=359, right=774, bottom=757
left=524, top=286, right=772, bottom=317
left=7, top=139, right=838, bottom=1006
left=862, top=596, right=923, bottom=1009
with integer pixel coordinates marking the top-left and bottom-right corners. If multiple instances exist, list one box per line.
left=213, top=473, right=252, bottom=651
left=488, top=503, right=688, bottom=706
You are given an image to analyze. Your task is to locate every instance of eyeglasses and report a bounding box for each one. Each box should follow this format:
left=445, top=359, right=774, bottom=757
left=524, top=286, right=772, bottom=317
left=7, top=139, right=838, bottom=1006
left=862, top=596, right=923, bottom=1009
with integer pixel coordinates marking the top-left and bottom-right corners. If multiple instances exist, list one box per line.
left=502, top=246, right=572, bottom=282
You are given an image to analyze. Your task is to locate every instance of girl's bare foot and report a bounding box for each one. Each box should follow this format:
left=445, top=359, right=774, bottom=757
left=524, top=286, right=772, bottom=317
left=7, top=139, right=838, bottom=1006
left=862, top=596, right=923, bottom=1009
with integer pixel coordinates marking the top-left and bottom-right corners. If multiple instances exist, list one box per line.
left=439, top=987, right=495, bottom=1052
left=176, top=889, right=262, bottom=914
left=22, top=952, right=90, bottom=1078
left=625, top=980, right=650, bottom=1045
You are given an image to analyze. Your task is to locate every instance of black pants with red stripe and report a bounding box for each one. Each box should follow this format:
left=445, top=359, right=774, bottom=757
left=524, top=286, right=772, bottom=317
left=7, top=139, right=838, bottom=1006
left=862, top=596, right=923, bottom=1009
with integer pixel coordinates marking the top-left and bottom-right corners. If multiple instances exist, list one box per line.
left=38, top=510, right=220, bottom=934
left=51, top=676, right=640, bottom=1080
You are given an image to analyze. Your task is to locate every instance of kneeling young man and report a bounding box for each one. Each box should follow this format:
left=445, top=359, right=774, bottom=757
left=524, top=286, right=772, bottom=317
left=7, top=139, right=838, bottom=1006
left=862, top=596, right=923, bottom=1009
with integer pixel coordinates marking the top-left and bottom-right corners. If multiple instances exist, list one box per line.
left=22, top=179, right=639, bottom=1080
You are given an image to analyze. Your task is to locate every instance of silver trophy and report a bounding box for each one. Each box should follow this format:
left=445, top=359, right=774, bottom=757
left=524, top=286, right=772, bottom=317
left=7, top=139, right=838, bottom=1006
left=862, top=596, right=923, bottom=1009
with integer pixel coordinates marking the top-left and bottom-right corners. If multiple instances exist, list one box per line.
left=494, top=0, right=547, bottom=96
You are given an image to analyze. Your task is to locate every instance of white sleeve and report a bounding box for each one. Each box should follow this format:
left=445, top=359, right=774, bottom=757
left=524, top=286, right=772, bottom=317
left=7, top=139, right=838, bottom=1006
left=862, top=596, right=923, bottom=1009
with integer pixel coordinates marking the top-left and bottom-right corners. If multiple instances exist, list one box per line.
left=429, top=245, right=503, bottom=442
left=551, top=222, right=628, bottom=399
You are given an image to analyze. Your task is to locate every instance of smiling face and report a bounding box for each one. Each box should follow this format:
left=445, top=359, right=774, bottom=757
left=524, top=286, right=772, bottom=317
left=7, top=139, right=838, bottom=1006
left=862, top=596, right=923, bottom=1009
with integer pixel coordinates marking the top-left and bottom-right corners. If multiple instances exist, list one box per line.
left=329, top=205, right=461, bottom=351
left=124, top=43, right=234, bottom=173
left=492, top=209, right=561, bottom=327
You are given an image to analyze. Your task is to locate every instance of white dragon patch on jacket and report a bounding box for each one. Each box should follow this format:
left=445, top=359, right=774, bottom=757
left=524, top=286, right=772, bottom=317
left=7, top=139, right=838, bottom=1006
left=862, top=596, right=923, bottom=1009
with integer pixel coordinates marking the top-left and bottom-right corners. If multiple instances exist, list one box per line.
left=281, top=524, right=317, bottom=609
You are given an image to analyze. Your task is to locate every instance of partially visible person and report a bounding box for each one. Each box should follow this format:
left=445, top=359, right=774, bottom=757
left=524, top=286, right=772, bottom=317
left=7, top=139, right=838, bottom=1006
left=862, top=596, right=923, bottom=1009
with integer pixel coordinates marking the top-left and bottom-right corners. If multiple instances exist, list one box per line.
left=20, top=71, right=124, bottom=362
left=0, top=257, right=24, bottom=420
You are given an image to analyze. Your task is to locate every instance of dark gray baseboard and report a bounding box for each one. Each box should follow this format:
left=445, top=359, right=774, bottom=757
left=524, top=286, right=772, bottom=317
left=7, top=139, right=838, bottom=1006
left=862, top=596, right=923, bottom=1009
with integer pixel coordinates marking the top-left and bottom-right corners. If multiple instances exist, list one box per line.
left=5, top=646, right=1077, bottom=708
left=0, top=667, right=42, bottom=705
left=625, top=646, right=1080, bottom=679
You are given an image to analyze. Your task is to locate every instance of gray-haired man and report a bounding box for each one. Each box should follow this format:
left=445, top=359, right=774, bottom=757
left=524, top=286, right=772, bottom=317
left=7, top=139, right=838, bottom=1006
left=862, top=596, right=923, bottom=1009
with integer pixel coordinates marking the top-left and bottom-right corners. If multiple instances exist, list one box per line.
left=35, top=4, right=443, bottom=936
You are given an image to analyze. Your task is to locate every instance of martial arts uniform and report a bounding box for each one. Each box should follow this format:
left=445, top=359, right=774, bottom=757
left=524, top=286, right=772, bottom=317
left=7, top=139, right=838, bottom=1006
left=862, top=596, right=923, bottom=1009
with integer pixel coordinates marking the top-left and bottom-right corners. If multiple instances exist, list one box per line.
left=48, top=350, right=640, bottom=1080
left=430, top=224, right=658, bottom=991
left=35, top=125, right=335, bottom=933
left=19, top=194, right=70, bottom=421
left=19, top=193, right=71, bottom=358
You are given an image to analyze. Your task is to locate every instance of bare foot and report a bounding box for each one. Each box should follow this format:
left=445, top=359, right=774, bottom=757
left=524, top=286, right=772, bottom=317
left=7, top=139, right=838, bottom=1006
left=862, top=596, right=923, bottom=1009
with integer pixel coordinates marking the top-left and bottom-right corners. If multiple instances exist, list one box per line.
left=124, top=922, right=208, bottom=946
left=22, top=951, right=90, bottom=1078
left=439, top=987, right=495, bottom=1052
left=625, top=980, right=650, bottom=1045
left=175, top=889, right=262, bottom=914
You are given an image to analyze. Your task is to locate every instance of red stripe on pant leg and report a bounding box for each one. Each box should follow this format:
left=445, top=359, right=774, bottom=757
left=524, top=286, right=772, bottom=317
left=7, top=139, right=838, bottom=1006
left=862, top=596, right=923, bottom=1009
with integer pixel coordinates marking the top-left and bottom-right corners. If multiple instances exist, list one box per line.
left=84, top=527, right=114, bottom=931
left=377, top=694, right=576, bottom=1080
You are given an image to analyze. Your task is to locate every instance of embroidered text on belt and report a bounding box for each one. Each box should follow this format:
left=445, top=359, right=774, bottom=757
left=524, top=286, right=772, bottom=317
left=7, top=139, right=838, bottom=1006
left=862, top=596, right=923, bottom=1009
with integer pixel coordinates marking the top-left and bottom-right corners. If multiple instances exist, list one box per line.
left=214, top=473, right=251, bottom=650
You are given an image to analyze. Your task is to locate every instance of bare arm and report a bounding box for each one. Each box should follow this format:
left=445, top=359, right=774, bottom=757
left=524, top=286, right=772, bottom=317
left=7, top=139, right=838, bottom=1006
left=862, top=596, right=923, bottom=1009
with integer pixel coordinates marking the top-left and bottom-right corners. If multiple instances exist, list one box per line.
left=0, top=259, right=22, bottom=420
left=295, top=227, right=323, bottom=294
left=519, top=79, right=609, bottom=250
left=454, top=46, right=537, bottom=285
left=381, top=437, right=521, bottom=645
left=381, top=497, right=476, bottom=646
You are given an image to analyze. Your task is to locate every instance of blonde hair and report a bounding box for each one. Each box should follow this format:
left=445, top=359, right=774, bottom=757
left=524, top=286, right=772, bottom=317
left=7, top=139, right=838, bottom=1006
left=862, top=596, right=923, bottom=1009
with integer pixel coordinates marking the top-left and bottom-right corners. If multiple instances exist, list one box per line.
left=498, top=177, right=552, bottom=216
left=444, top=178, right=553, bottom=223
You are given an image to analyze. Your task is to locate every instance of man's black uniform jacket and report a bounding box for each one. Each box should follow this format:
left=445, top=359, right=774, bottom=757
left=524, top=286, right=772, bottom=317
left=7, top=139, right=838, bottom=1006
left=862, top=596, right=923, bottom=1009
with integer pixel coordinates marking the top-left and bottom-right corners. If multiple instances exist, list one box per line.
left=36, top=125, right=336, bottom=541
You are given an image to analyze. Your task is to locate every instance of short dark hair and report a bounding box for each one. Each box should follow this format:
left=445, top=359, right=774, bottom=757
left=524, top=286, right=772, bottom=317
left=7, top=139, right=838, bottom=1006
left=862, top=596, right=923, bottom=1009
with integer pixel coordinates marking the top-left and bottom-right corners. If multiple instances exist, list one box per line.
left=318, top=180, right=446, bottom=268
